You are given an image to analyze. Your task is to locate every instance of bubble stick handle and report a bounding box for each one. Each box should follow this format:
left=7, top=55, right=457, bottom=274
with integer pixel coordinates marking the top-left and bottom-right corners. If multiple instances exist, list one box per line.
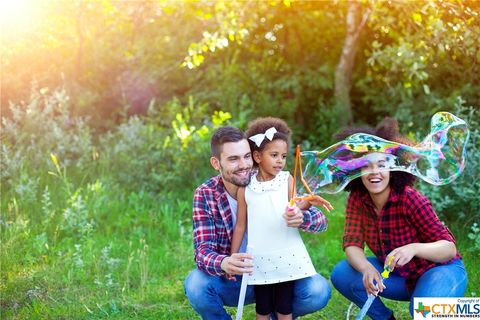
left=291, top=145, right=300, bottom=200
left=288, top=199, right=295, bottom=210
left=355, top=293, right=376, bottom=320
left=235, top=245, right=253, bottom=320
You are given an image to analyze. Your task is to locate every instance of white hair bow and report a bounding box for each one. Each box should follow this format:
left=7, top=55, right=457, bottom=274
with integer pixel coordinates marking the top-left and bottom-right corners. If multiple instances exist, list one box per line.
left=248, top=127, right=277, bottom=147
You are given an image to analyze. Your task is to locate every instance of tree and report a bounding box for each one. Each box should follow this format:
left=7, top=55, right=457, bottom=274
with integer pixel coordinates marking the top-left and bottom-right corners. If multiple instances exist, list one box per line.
left=334, top=1, right=371, bottom=126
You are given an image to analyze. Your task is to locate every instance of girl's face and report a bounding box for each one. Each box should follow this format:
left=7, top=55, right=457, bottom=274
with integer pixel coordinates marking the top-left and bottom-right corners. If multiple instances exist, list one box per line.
left=360, top=153, right=391, bottom=196
left=253, top=139, right=288, bottom=181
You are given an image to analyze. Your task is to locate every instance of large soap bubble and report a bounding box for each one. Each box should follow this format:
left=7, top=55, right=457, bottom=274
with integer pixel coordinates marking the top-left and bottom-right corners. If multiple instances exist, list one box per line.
left=297, top=112, right=470, bottom=195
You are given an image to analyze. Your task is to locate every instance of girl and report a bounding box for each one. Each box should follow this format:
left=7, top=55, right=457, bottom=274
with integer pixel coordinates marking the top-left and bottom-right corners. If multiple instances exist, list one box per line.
left=330, top=118, right=467, bottom=320
left=230, top=117, right=332, bottom=320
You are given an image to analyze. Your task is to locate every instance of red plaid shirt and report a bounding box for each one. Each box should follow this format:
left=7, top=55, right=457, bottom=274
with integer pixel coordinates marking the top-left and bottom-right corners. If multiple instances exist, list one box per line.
left=193, top=175, right=328, bottom=276
left=343, top=186, right=460, bottom=290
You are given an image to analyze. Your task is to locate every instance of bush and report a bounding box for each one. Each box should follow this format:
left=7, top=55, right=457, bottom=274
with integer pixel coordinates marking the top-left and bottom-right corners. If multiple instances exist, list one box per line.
left=99, top=97, right=233, bottom=193
left=1, top=87, right=94, bottom=203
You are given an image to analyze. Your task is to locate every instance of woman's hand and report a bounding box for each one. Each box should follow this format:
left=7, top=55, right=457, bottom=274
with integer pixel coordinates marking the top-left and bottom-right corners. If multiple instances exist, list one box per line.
left=296, top=195, right=333, bottom=213
left=360, top=263, right=386, bottom=296
left=387, top=243, right=418, bottom=270
left=307, top=195, right=333, bottom=213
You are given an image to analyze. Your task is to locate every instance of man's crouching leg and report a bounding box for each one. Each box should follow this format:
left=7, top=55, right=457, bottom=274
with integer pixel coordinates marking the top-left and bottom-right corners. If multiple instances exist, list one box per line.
left=292, top=273, right=331, bottom=318
left=184, top=268, right=255, bottom=320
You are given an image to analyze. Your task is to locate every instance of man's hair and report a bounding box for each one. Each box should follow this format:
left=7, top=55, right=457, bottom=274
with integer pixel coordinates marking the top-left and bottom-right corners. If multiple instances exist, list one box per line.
left=211, top=126, right=246, bottom=158
left=334, top=117, right=416, bottom=194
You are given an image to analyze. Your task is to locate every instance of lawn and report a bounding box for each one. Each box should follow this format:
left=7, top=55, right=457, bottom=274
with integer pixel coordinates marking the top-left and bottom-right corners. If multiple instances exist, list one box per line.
left=1, top=189, right=477, bottom=319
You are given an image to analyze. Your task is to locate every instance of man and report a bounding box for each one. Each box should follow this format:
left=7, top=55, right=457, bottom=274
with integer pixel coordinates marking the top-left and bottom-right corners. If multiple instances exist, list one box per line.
left=184, top=126, right=331, bottom=319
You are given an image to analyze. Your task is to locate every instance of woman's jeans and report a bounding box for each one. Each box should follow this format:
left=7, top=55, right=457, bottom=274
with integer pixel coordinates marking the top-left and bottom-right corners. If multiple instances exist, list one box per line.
left=331, top=257, right=468, bottom=320
left=184, top=268, right=331, bottom=320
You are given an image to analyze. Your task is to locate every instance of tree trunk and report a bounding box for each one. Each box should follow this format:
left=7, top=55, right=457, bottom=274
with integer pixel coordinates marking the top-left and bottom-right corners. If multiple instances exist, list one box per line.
left=334, top=2, right=371, bottom=126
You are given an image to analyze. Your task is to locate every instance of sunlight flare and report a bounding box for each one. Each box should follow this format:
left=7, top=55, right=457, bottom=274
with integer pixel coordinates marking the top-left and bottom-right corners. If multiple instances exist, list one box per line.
left=0, top=0, right=40, bottom=35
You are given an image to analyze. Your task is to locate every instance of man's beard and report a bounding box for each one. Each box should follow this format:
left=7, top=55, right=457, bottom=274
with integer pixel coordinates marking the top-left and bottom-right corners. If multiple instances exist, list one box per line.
left=227, top=174, right=250, bottom=187
left=221, top=167, right=251, bottom=187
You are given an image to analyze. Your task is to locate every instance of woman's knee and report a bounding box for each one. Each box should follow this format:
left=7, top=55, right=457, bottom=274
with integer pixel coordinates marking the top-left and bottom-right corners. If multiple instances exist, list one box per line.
left=413, top=260, right=468, bottom=297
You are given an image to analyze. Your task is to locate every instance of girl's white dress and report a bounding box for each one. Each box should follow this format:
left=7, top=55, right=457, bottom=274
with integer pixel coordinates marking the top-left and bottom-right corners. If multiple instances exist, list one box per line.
left=245, top=171, right=317, bottom=285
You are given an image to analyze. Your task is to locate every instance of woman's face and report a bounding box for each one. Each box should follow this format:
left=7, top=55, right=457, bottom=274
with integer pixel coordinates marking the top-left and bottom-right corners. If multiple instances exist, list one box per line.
left=360, top=153, right=391, bottom=196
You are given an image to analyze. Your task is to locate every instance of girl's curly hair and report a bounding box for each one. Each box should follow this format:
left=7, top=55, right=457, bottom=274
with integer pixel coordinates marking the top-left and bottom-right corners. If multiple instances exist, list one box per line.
left=245, top=117, right=291, bottom=153
left=334, top=117, right=416, bottom=194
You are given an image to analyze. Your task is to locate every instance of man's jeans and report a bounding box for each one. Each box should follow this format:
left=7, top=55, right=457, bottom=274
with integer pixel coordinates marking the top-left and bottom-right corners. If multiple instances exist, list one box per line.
left=331, top=257, right=468, bottom=320
left=184, top=269, right=331, bottom=320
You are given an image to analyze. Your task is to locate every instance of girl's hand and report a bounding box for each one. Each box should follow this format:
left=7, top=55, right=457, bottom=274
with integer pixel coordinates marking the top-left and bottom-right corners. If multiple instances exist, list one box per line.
left=283, top=205, right=304, bottom=228
left=360, top=263, right=386, bottom=296
left=307, top=195, right=333, bottom=213
left=387, top=243, right=418, bottom=270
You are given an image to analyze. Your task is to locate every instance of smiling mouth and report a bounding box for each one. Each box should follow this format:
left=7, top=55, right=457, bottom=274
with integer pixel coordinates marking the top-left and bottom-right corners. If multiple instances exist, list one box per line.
left=235, top=170, right=250, bottom=177
left=368, top=178, right=382, bottom=184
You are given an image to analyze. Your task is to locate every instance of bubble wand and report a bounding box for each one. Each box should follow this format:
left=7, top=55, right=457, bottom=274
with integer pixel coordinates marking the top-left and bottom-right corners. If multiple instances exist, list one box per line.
left=355, top=256, right=395, bottom=320
left=291, top=145, right=316, bottom=206
left=235, top=245, right=253, bottom=320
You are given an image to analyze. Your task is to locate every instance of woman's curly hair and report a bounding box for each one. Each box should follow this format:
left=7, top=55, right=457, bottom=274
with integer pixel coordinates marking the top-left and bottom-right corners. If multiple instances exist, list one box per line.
left=245, top=117, right=291, bottom=152
left=334, top=117, right=416, bottom=194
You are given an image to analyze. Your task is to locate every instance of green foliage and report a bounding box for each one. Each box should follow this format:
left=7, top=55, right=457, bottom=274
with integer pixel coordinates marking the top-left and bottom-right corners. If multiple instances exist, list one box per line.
left=182, top=1, right=250, bottom=69
left=1, top=176, right=195, bottom=318
left=356, top=1, right=480, bottom=129
left=160, top=99, right=233, bottom=190
left=185, top=1, right=342, bottom=144
left=1, top=1, right=205, bottom=124
left=2, top=178, right=478, bottom=318
left=3, top=1, right=478, bottom=145
left=1, top=87, right=94, bottom=206
left=2, top=1, right=480, bottom=318
left=0, top=87, right=233, bottom=198
left=100, top=96, right=232, bottom=193
left=468, top=223, right=480, bottom=253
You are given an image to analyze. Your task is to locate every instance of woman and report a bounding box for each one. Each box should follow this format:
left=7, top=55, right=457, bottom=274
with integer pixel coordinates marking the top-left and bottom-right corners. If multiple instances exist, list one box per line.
left=330, top=118, right=467, bottom=320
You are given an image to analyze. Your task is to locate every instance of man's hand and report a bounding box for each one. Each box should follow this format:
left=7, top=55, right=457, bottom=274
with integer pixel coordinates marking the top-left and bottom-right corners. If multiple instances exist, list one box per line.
left=283, top=205, right=304, bottom=228
left=220, top=253, right=253, bottom=278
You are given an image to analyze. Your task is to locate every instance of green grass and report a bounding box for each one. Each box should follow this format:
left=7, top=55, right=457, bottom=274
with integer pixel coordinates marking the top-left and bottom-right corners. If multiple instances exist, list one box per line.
left=1, top=187, right=478, bottom=319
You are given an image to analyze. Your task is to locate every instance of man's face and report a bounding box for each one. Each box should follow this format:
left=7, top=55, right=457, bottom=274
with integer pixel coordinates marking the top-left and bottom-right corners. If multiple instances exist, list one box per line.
left=211, top=140, right=253, bottom=187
